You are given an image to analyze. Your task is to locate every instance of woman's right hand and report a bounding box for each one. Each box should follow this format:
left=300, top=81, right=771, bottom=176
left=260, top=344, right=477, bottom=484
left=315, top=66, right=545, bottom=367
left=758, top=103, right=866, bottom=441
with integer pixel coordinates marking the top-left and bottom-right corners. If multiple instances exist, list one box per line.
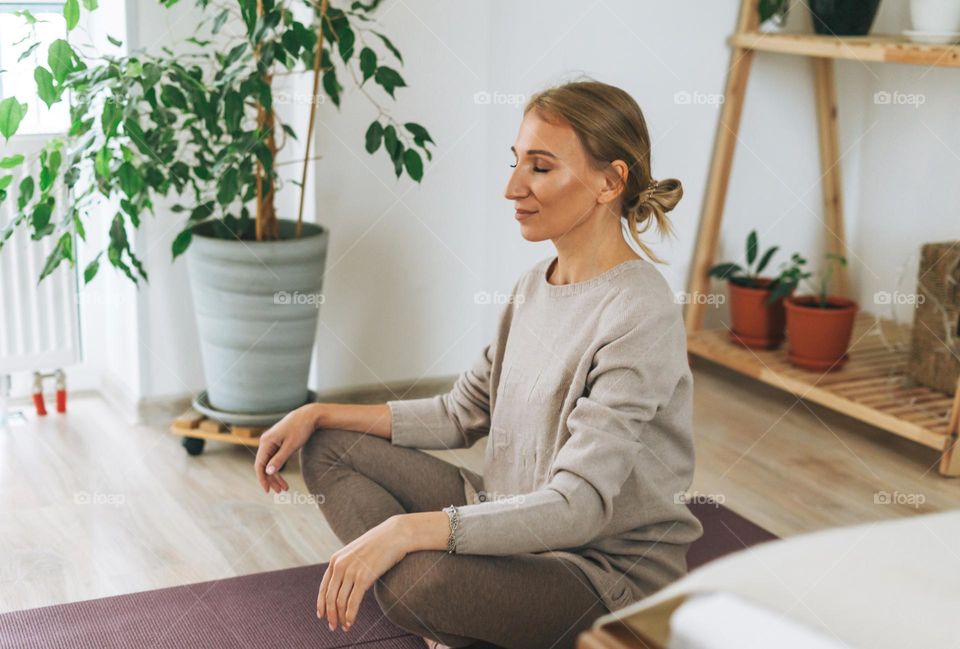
left=254, top=403, right=324, bottom=494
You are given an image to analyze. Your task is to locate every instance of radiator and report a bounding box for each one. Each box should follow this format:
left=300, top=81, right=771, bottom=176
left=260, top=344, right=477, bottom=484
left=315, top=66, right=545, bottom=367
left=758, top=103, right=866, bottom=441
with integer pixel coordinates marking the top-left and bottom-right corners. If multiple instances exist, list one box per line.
left=0, top=138, right=81, bottom=376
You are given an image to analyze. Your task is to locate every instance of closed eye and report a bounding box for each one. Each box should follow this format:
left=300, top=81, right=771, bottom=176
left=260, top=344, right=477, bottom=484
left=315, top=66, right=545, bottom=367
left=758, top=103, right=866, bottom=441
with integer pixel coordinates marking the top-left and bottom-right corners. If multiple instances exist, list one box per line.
left=509, top=163, right=549, bottom=173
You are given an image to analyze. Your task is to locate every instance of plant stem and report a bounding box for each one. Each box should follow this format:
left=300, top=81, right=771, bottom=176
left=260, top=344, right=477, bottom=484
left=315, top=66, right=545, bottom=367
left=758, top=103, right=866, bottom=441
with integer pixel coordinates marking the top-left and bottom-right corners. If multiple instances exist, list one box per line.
left=296, top=0, right=330, bottom=240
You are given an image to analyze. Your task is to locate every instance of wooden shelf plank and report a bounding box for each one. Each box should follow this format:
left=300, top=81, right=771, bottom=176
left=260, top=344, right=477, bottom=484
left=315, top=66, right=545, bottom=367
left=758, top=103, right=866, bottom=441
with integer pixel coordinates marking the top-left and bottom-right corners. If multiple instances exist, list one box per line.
left=729, top=32, right=960, bottom=68
left=688, top=314, right=954, bottom=451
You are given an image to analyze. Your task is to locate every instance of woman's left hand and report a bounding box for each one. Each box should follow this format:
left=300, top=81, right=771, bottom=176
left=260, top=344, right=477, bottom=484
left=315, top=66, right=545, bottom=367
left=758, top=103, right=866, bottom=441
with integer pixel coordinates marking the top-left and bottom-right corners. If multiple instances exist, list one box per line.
left=317, top=516, right=410, bottom=632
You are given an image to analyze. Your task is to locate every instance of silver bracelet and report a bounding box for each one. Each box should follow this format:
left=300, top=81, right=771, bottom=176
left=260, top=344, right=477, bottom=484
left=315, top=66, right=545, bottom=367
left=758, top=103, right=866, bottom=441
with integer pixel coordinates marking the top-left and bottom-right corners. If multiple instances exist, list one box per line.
left=442, top=504, right=460, bottom=554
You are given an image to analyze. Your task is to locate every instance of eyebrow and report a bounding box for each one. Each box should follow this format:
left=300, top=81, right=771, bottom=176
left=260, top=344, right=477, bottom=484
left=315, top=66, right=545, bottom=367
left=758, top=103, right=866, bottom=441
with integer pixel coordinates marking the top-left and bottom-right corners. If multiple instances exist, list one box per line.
left=510, top=145, right=558, bottom=159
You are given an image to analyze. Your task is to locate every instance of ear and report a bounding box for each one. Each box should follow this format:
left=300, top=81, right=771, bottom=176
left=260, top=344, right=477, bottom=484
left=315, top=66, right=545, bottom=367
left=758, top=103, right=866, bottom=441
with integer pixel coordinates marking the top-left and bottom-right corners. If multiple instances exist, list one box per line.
left=598, top=159, right=629, bottom=206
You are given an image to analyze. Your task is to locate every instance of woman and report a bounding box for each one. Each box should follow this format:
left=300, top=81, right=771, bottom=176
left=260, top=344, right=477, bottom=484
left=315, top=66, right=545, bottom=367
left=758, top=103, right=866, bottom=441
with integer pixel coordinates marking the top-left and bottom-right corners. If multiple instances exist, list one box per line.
left=253, top=78, right=703, bottom=649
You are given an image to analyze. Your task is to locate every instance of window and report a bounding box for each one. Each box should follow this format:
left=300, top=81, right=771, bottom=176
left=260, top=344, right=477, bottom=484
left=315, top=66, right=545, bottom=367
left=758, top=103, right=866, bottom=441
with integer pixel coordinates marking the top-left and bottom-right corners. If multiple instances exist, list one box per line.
left=0, top=2, right=69, bottom=135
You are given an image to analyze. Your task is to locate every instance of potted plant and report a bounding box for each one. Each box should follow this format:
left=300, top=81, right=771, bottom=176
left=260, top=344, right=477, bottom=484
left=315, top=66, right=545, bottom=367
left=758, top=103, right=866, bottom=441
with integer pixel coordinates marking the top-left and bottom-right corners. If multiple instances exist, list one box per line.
left=758, top=0, right=790, bottom=32
left=0, top=0, right=434, bottom=416
left=708, top=229, right=791, bottom=349
left=808, top=0, right=882, bottom=36
left=779, top=252, right=858, bottom=371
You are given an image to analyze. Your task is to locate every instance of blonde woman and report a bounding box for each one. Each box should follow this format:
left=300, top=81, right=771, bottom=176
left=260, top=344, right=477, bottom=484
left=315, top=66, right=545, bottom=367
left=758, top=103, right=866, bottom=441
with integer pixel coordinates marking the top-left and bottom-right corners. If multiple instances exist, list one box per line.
left=254, top=79, right=703, bottom=649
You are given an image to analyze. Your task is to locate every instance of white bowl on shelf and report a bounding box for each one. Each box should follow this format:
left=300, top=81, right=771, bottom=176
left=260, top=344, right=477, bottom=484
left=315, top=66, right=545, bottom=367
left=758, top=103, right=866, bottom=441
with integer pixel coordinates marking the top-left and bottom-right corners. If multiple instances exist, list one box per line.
left=902, top=28, right=960, bottom=43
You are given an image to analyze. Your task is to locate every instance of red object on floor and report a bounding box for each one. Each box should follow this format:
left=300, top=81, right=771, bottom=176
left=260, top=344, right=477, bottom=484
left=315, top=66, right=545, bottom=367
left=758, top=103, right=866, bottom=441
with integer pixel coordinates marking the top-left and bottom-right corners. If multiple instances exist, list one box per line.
left=31, top=393, right=46, bottom=416
left=55, top=389, right=66, bottom=414
left=0, top=505, right=776, bottom=648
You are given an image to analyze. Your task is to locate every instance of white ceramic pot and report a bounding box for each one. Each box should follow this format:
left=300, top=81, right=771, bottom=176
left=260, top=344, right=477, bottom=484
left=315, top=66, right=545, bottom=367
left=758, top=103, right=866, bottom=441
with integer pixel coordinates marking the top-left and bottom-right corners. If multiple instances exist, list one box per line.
left=186, top=219, right=329, bottom=414
left=910, top=0, right=960, bottom=33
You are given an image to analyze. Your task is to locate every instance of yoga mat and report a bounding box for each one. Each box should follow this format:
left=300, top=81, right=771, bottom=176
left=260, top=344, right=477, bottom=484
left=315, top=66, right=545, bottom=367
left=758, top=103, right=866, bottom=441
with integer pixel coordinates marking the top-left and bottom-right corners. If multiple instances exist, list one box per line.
left=0, top=504, right=776, bottom=648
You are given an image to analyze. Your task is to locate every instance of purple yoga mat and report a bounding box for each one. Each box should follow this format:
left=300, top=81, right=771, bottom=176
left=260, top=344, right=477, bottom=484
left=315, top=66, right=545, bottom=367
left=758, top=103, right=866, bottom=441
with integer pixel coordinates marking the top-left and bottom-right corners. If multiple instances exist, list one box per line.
left=0, top=504, right=776, bottom=648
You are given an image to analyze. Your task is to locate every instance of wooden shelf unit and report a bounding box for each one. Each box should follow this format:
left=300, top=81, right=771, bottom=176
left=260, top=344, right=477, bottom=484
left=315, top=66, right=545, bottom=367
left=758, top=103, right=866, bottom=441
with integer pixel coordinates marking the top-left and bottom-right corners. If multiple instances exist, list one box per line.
left=684, top=1, right=960, bottom=476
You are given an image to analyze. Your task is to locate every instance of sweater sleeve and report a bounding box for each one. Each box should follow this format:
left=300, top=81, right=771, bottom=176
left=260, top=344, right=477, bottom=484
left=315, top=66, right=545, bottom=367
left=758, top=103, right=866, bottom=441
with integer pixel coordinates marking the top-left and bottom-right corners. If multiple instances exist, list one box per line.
left=449, top=300, right=692, bottom=555
left=386, top=342, right=495, bottom=450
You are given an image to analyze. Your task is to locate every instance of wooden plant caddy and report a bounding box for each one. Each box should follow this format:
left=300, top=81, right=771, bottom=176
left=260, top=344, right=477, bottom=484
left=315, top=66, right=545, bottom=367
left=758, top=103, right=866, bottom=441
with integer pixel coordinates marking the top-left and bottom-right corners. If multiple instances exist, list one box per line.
left=169, top=409, right=269, bottom=456
left=684, top=0, right=960, bottom=476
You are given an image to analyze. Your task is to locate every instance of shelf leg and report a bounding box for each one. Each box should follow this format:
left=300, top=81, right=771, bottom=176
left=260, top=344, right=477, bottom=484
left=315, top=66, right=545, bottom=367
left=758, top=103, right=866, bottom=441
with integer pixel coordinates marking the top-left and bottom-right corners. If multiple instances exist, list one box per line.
left=684, top=46, right=757, bottom=333
left=938, top=377, right=960, bottom=477
left=812, top=57, right=851, bottom=297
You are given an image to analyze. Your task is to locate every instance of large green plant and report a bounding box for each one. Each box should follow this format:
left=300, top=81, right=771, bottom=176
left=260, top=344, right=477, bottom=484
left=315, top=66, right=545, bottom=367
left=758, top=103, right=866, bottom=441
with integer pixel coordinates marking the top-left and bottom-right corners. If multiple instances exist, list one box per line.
left=0, top=0, right=434, bottom=285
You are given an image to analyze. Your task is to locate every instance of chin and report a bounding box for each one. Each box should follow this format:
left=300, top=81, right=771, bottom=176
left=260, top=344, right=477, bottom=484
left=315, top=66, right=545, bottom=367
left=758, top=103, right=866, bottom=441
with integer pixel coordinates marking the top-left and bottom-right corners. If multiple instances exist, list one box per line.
left=517, top=224, right=550, bottom=242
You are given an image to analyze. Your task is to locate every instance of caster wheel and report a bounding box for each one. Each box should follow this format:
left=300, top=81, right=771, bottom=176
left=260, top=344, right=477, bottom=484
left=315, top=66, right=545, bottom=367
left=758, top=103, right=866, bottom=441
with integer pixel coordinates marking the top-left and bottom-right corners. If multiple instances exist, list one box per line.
left=182, top=436, right=205, bottom=456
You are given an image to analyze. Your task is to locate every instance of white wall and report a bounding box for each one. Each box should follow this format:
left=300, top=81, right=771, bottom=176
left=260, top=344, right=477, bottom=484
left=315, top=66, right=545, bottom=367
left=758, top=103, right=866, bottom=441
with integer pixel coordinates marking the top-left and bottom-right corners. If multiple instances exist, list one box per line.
left=100, top=0, right=959, bottom=408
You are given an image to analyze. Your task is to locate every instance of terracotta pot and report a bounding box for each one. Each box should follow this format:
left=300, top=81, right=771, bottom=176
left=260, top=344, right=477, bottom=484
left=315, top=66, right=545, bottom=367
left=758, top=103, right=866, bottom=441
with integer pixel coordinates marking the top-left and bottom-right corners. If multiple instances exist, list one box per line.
left=727, top=277, right=789, bottom=349
left=784, top=295, right=858, bottom=371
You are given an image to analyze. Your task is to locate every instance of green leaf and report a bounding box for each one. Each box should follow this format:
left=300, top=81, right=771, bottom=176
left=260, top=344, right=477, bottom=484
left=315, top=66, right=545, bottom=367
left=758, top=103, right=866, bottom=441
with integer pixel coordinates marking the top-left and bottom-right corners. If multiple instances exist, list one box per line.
left=171, top=227, right=192, bottom=259
left=106, top=34, right=122, bottom=47
left=364, top=121, right=382, bottom=153
left=82, top=0, right=98, bottom=9
left=39, top=233, right=73, bottom=283
left=224, top=91, right=243, bottom=132
left=359, top=47, right=376, bottom=83
left=383, top=124, right=397, bottom=157
left=94, top=146, right=111, bottom=180
left=160, top=84, right=188, bottom=109
left=391, top=142, right=404, bottom=178
left=322, top=69, right=342, bottom=107
left=0, top=176, right=11, bottom=192
left=373, top=65, right=406, bottom=98
left=373, top=31, right=403, bottom=64
left=217, top=167, right=238, bottom=205
left=34, top=67, right=58, bottom=108
left=31, top=198, right=53, bottom=234
left=403, top=148, right=422, bottom=182
left=404, top=122, right=434, bottom=146
left=746, top=230, right=758, bottom=266
left=116, top=162, right=143, bottom=198
left=755, top=246, right=779, bottom=275
left=49, top=40, right=78, bottom=83
left=17, top=176, right=34, bottom=210
left=83, top=253, right=101, bottom=284
left=64, top=0, right=80, bottom=31
left=101, top=99, right=121, bottom=138
left=0, top=98, right=28, bottom=140
left=0, top=154, right=24, bottom=169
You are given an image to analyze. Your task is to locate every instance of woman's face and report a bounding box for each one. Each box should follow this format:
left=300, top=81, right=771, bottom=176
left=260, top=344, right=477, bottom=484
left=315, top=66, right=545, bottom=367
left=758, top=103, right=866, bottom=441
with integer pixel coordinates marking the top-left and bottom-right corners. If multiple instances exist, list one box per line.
left=504, top=109, right=622, bottom=242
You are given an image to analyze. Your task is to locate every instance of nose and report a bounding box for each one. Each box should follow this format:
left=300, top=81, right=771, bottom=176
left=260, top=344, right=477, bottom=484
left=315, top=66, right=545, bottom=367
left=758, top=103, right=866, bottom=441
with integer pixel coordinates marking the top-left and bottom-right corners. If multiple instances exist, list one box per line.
left=504, top=166, right=528, bottom=201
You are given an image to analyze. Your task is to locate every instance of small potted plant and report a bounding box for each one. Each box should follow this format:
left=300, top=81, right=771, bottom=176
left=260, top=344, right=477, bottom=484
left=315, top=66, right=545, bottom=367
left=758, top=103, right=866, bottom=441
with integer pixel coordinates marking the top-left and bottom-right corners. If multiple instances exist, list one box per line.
left=708, top=230, right=791, bottom=349
left=759, top=0, right=790, bottom=32
left=780, top=252, right=858, bottom=371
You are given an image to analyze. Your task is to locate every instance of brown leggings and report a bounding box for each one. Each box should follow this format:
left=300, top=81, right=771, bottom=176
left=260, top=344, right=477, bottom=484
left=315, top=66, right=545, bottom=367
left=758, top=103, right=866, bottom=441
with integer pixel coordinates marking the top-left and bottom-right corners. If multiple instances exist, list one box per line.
left=299, top=427, right=609, bottom=649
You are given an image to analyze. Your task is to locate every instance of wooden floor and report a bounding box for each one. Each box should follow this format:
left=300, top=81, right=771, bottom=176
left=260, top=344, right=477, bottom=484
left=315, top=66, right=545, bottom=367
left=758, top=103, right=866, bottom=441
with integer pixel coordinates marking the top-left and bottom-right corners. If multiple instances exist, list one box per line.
left=1, top=362, right=958, bottom=614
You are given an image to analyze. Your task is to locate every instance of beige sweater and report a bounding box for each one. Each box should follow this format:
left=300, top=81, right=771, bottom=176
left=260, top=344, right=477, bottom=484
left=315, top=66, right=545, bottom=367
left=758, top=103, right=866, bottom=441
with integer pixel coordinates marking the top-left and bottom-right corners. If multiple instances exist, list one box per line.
left=386, top=254, right=703, bottom=613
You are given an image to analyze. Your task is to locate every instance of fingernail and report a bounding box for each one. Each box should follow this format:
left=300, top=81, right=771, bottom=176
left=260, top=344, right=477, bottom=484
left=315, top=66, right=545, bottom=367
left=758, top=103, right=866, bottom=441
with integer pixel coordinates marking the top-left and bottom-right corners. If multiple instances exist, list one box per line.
left=266, top=465, right=275, bottom=475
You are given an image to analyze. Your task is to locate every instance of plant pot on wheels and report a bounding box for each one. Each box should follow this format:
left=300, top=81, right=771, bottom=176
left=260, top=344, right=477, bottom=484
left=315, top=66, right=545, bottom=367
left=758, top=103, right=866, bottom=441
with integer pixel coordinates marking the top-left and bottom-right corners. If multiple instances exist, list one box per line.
left=727, top=277, right=790, bottom=349
left=809, top=0, right=882, bottom=36
left=186, top=218, right=329, bottom=414
left=784, top=295, right=858, bottom=371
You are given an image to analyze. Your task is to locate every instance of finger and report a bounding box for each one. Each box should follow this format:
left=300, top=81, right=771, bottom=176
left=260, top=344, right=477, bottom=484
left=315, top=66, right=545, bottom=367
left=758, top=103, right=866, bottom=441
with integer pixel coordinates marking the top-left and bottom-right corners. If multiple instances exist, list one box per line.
left=343, top=578, right=366, bottom=630
left=254, top=437, right=280, bottom=492
left=326, top=565, right=343, bottom=630
left=336, top=575, right=355, bottom=631
left=265, top=439, right=292, bottom=477
left=317, top=562, right=332, bottom=621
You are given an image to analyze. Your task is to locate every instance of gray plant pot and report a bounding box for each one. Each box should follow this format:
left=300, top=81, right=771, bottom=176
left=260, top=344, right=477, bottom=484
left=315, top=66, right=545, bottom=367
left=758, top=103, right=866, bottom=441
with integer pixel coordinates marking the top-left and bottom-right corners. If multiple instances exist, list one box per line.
left=185, top=219, right=329, bottom=414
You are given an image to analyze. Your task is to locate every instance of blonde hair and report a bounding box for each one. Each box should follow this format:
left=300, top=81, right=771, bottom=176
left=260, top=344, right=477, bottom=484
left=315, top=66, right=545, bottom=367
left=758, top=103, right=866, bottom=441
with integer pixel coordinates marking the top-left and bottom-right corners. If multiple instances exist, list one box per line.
left=523, top=79, right=682, bottom=264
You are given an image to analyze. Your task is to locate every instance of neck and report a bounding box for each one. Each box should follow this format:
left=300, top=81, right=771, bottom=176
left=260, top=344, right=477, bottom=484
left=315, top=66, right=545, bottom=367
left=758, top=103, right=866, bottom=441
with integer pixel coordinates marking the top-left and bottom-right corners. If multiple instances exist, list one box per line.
left=548, top=208, right=641, bottom=285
